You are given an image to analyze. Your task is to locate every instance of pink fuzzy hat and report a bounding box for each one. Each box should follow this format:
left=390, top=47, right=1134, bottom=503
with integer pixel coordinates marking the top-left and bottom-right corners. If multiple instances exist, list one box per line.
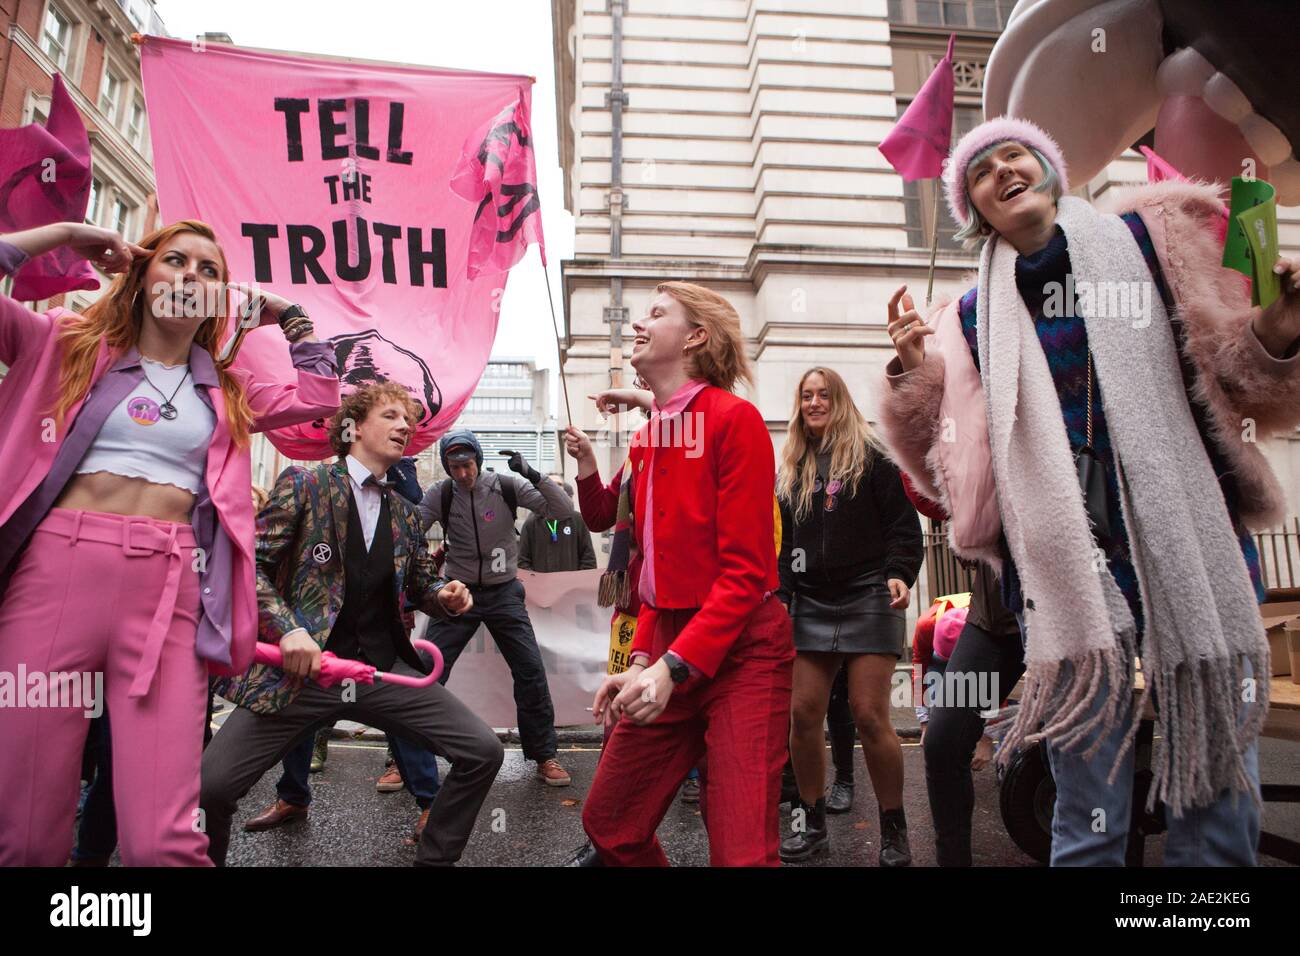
left=943, top=115, right=1069, bottom=229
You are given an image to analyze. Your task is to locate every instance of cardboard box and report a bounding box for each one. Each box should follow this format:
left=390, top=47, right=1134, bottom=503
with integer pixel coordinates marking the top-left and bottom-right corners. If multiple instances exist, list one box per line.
left=1261, top=596, right=1300, bottom=678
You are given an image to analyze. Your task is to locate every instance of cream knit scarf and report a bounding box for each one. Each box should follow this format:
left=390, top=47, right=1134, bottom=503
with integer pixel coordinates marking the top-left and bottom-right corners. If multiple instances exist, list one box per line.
left=977, top=196, right=1269, bottom=814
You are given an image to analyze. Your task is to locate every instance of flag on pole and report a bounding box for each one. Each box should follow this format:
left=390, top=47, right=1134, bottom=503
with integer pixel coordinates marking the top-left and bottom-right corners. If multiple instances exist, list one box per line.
left=451, top=90, right=547, bottom=278
left=880, top=33, right=956, bottom=182
left=0, top=75, right=98, bottom=300
left=1138, top=145, right=1189, bottom=184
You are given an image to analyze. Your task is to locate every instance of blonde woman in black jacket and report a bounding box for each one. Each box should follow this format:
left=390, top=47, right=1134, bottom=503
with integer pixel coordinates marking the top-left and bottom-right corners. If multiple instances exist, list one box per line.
left=776, top=367, right=922, bottom=865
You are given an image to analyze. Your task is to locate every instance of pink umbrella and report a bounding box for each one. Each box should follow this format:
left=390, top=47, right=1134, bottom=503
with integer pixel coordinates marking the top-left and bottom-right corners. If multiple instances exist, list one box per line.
left=253, top=638, right=444, bottom=688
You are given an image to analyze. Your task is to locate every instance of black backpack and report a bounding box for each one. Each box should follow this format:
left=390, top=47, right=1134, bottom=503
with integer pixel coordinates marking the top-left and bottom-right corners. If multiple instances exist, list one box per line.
left=439, top=475, right=518, bottom=542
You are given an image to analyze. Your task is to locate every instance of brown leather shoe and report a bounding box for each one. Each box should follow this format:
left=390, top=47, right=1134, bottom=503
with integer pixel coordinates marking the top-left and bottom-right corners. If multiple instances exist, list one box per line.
left=243, top=799, right=308, bottom=832
left=403, top=807, right=432, bottom=846
left=536, top=758, right=571, bottom=787
left=376, top=765, right=404, bottom=793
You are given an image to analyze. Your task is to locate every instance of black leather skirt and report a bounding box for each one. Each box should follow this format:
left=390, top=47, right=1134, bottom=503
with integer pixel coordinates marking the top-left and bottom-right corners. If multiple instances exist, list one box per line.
left=789, top=571, right=905, bottom=657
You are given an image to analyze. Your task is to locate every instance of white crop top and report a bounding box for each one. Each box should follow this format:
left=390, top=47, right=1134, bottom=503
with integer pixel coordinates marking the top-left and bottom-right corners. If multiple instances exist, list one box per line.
left=76, top=358, right=216, bottom=495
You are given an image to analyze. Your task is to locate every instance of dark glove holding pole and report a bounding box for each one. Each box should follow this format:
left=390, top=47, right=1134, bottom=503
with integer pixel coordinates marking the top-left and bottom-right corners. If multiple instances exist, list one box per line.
left=501, top=449, right=542, bottom=485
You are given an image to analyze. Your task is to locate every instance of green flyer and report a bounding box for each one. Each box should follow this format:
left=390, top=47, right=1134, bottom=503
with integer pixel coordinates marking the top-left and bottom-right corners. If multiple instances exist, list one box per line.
left=1222, top=176, right=1276, bottom=278
left=1238, top=199, right=1282, bottom=309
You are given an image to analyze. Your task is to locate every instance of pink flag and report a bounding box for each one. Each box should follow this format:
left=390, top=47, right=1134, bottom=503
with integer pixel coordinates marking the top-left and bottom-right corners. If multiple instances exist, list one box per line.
left=450, top=92, right=546, bottom=278
left=140, top=36, right=541, bottom=459
left=880, top=34, right=956, bottom=182
left=0, top=75, right=98, bottom=300
left=1139, top=145, right=1188, bottom=184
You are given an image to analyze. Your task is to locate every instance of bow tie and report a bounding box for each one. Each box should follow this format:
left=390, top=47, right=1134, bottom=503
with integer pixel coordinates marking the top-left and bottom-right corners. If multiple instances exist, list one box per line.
left=364, top=474, right=389, bottom=489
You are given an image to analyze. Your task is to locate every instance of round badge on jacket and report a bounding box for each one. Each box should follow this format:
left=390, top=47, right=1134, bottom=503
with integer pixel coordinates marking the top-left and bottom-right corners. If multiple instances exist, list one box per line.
left=312, top=542, right=333, bottom=564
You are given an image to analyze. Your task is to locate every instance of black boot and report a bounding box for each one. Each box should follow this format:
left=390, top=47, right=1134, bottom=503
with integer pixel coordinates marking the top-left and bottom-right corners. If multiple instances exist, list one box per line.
left=562, top=840, right=604, bottom=867
left=826, top=778, right=854, bottom=814
left=779, top=798, right=829, bottom=862
left=878, top=807, right=912, bottom=868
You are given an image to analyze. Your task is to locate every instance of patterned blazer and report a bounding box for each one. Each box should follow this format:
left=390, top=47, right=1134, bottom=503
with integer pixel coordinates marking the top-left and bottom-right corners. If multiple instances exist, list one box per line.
left=214, top=460, right=452, bottom=715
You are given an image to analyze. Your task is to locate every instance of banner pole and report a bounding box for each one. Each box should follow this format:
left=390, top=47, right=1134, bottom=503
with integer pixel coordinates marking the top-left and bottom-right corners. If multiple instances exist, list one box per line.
left=542, top=256, right=574, bottom=426
left=926, top=194, right=940, bottom=306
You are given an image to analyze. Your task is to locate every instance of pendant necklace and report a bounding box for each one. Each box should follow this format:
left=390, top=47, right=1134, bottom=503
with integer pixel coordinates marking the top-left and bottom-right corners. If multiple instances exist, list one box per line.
left=141, top=362, right=190, bottom=421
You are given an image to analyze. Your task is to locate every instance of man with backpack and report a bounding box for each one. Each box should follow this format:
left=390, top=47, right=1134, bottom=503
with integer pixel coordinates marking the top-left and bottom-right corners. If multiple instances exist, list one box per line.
left=418, top=429, right=575, bottom=786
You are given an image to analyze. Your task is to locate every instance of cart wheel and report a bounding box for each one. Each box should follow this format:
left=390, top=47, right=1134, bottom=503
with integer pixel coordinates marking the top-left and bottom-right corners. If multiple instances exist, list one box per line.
left=999, top=742, right=1055, bottom=864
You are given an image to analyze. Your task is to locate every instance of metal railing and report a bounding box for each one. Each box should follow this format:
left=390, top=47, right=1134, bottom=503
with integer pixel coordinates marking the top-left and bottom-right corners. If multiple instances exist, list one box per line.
left=920, top=516, right=1300, bottom=601
left=1256, top=518, right=1300, bottom=590
left=921, top=518, right=974, bottom=606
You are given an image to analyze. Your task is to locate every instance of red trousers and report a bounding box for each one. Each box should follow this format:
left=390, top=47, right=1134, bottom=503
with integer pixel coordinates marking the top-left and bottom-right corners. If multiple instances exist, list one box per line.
left=583, top=596, right=793, bottom=866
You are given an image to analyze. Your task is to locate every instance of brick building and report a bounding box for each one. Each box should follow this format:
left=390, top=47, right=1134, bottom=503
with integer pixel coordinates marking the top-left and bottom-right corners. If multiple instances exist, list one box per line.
left=0, top=0, right=166, bottom=309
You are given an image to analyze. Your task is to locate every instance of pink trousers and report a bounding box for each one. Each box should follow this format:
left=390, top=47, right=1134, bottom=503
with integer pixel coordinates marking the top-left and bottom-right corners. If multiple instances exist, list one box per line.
left=0, top=508, right=212, bottom=866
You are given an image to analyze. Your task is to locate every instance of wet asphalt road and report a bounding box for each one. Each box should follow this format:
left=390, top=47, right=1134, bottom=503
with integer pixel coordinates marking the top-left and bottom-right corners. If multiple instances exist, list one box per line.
left=219, top=732, right=1300, bottom=868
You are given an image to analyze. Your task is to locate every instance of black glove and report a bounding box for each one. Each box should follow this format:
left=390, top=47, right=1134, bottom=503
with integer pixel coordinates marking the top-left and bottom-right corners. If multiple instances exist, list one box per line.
left=501, top=449, right=542, bottom=485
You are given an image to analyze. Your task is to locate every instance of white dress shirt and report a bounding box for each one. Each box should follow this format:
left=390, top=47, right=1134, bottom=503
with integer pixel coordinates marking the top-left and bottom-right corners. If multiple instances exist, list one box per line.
left=345, top=454, right=387, bottom=550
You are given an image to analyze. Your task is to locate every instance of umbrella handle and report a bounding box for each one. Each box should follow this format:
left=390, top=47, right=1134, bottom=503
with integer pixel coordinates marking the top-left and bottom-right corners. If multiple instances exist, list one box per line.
left=251, top=642, right=368, bottom=689
left=374, top=638, right=444, bottom=687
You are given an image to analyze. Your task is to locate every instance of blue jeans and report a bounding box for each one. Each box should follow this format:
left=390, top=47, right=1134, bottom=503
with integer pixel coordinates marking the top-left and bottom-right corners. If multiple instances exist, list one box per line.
left=275, top=731, right=317, bottom=808
left=391, top=737, right=442, bottom=810
left=1014, top=612, right=1259, bottom=865
left=275, top=729, right=442, bottom=810
left=1043, top=660, right=1259, bottom=866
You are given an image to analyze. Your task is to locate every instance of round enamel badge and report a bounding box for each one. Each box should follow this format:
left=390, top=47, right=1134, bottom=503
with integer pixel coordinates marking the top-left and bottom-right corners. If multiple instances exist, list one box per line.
left=312, top=542, right=333, bottom=564
left=127, top=396, right=161, bottom=425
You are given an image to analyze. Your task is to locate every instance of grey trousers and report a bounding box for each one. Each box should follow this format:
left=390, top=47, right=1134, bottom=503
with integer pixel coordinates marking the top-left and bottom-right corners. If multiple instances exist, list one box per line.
left=200, top=679, right=504, bottom=866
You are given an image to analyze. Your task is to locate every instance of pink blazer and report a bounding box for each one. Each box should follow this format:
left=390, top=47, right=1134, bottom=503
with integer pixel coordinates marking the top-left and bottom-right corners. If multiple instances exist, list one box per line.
left=0, top=298, right=340, bottom=675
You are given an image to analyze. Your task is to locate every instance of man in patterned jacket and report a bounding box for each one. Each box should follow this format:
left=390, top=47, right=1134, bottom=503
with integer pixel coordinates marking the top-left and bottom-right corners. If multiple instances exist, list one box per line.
left=201, top=382, right=504, bottom=866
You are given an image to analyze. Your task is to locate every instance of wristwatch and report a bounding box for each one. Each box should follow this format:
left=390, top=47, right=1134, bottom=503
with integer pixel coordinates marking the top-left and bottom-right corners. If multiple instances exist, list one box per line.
left=662, top=650, right=690, bottom=685
left=277, top=303, right=309, bottom=327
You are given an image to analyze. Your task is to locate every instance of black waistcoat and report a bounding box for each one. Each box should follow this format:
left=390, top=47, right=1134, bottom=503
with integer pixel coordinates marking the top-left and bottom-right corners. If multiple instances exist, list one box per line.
left=326, top=489, right=410, bottom=670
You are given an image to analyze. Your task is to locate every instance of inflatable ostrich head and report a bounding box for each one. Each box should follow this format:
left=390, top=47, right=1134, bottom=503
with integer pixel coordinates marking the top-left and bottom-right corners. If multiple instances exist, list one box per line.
left=983, top=0, right=1300, bottom=204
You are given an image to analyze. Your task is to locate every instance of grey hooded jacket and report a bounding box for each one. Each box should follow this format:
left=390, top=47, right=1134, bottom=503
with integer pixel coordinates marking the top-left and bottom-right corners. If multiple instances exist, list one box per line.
left=418, top=469, right=572, bottom=587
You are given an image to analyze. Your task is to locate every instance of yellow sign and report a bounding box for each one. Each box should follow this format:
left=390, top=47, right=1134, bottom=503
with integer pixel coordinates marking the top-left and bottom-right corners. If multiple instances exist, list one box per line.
left=608, top=611, right=637, bottom=675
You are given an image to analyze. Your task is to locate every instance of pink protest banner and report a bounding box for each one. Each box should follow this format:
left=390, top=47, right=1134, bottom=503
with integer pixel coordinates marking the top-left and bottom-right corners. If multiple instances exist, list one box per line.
left=139, top=36, right=545, bottom=458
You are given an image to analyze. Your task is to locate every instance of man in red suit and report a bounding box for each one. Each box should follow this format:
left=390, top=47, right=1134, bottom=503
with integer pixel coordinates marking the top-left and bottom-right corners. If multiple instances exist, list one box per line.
left=563, top=281, right=794, bottom=866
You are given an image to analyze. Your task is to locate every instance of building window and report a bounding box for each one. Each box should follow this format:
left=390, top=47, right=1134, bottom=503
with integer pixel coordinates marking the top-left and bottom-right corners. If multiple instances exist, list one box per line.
left=99, top=70, right=123, bottom=122
left=86, top=178, right=104, bottom=225
left=127, top=97, right=146, bottom=148
left=900, top=104, right=980, bottom=250
left=111, top=198, right=133, bottom=238
left=888, top=0, right=1015, bottom=30
left=41, top=5, right=72, bottom=70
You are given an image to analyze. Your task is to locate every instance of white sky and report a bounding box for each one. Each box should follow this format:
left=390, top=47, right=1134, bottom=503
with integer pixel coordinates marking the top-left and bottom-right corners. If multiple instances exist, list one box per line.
left=151, top=0, right=575, bottom=410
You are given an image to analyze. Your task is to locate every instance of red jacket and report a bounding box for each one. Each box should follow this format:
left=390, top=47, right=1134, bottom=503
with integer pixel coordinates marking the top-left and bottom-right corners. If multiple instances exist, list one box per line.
left=576, top=385, right=779, bottom=677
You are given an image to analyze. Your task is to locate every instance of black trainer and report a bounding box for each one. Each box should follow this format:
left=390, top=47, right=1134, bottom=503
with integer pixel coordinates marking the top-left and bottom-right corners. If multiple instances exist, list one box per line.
left=779, top=797, right=829, bottom=862
left=562, top=841, right=603, bottom=867
left=879, top=808, right=912, bottom=867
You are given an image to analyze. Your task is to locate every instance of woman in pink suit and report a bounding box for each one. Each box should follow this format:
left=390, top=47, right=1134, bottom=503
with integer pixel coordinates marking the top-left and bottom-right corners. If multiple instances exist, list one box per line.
left=0, top=219, right=340, bottom=865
